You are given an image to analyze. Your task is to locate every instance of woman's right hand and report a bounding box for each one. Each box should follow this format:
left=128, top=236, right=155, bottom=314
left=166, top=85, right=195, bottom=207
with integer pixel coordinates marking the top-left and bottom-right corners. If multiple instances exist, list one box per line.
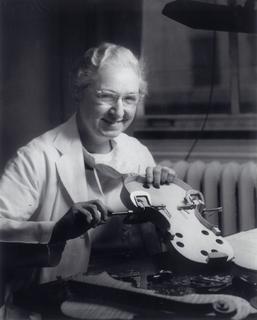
left=50, top=200, right=108, bottom=243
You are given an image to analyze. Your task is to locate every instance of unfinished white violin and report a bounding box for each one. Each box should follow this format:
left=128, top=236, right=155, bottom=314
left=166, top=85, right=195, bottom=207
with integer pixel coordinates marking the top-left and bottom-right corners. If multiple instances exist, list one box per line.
left=122, top=175, right=234, bottom=265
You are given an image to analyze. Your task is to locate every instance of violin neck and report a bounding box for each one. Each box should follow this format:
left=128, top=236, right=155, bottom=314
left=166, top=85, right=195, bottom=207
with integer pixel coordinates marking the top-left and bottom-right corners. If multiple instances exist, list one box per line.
left=68, top=274, right=213, bottom=315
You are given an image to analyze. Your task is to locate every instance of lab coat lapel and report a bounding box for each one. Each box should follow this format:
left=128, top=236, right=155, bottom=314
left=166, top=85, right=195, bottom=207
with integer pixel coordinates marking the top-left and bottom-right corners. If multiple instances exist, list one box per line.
left=54, top=114, right=88, bottom=203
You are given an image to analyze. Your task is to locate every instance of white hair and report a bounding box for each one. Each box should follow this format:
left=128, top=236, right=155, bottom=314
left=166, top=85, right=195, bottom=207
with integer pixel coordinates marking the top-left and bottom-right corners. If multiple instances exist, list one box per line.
left=74, top=42, right=147, bottom=102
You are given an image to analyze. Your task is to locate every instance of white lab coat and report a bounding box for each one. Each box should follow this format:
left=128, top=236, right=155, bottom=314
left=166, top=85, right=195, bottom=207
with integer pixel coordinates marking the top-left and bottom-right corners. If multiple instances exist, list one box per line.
left=0, top=113, right=156, bottom=317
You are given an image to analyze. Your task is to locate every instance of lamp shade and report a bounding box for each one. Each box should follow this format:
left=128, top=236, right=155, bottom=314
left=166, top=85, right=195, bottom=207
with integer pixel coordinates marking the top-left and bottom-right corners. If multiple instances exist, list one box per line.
left=162, top=0, right=257, bottom=33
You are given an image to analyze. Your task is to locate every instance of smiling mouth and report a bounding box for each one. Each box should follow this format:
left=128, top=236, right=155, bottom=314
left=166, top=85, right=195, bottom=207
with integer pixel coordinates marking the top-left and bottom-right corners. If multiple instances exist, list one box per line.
left=102, top=118, right=126, bottom=124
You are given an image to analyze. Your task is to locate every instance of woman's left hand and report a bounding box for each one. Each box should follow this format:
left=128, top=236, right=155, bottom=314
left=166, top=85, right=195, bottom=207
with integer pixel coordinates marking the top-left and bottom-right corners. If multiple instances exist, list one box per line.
left=145, top=166, right=176, bottom=188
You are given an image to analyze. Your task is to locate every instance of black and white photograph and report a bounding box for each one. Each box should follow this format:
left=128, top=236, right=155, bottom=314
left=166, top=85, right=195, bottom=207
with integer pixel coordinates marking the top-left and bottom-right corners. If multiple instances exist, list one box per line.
left=0, top=0, right=257, bottom=319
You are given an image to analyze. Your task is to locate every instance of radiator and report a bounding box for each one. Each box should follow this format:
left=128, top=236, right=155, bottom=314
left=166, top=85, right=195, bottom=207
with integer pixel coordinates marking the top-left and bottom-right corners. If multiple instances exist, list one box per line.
left=159, top=160, right=257, bottom=236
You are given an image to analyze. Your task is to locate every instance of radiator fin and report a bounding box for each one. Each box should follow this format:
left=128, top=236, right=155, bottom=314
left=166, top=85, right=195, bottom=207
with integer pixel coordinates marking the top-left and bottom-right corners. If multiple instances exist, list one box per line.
left=221, top=162, right=240, bottom=236
left=238, top=162, right=257, bottom=232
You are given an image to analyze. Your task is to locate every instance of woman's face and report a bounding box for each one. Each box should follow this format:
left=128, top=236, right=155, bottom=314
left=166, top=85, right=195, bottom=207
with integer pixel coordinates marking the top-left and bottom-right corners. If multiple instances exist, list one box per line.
left=78, top=64, right=140, bottom=151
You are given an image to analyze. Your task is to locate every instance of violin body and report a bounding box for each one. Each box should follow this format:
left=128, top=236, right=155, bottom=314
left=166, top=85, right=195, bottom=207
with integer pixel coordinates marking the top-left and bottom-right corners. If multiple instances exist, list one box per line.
left=122, top=175, right=234, bottom=265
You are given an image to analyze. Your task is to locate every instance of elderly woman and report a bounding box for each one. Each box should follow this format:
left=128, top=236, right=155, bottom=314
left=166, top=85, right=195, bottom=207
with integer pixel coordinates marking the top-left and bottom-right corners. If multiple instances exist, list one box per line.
left=0, top=42, right=175, bottom=317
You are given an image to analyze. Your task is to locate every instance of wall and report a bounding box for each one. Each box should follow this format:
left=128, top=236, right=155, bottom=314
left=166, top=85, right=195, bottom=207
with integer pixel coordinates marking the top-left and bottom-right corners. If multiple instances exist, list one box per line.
left=1, top=0, right=63, bottom=170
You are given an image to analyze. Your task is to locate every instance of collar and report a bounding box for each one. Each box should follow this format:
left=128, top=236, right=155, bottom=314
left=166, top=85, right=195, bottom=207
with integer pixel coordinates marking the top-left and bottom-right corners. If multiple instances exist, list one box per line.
left=53, top=114, right=88, bottom=203
left=53, top=113, right=82, bottom=155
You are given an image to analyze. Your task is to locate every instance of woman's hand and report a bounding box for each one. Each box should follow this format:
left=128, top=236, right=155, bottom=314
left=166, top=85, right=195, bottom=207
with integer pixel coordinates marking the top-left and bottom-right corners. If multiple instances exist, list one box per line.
left=50, top=200, right=108, bottom=243
left=145, top=166, right=176, bottom=188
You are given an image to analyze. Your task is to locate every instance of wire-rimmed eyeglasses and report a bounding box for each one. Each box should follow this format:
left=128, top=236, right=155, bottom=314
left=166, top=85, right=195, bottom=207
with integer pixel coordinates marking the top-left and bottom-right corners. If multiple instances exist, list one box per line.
left=95, top=90, right=140, bottom=107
